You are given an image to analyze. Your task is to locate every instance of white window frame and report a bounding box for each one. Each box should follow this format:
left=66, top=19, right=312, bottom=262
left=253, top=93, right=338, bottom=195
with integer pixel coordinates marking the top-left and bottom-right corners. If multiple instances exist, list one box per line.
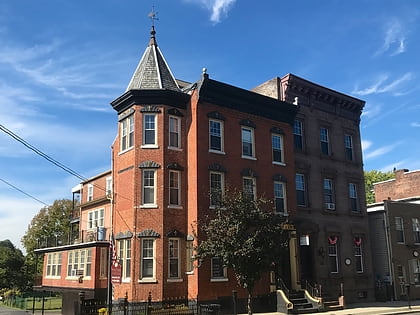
left=328, top=242, right=339, bottom=274
left=354, top=240, right=363, bottom=273
left=323, top=178, right=335, bottom=209
left=118, top=238, right=131, bottom=281
left=106, top=176, right=112, bottom=198
left=46, top=252, right=62, bottom=278
left=169, top=116, right=181, bottom=149
left=272, top=133, right=284, bottom=165
left=169, top=170, right=181, bottom=207
left=294, top=120, right=304, bottom=150
left=320, top=127, right=330, bottom=155
left=142, top=169, right=157, bottom=207
left=413, top=218, right=420, bottom=244
left=409, top=259, right=420, bottom=285
left=67, top=248, right=92, bottom=278
left=211, top=257, right=227, bottom=281
left=243, top=177, right=256, bottom=201
left=209, top=119, right=224, bottom=153
left=120, top=115, right=134, bottom=152
left=88, top=208, right=104, bottom=229
left=168, top=239, right=180, bottom=279
left=349, top=183, right=359, bottom=212
left=241, top=127, right=255, bottom=159
left=396, top=217, right=405, bottom=244
left=274, top=181, right=286, bottom=214
left=344, top=134, right=353, bottom=161
left=140, top=238, right=156, bottom=281
left=296, top=173, right=306, bottom=207
left=142, top=114, right=157, bottom=147
left=87, top=184, right=93, bottom=202
left=210, top=171, right=224, bottom=207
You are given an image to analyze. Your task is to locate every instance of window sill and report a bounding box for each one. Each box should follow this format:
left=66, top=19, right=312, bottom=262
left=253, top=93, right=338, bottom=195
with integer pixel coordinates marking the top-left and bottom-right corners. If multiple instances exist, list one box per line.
left=272, top=161, right=286, bottom=166
left=122, top=278, right=131, bottom=283
left=185, top=271, right=194, bottom=275
left=241, top=155, right=256, bottom=160
left=138, top=279, right=157, bottom=283
left=168, top=205, right=183, bottom=209
left=275, top=212, right=289, bottom=217
left=210, top=278, right=228, bottom=282
left=209, top=149, right=225, bottom=155
left=45, top=276, right=61, bottom=279
left=118, top=147, right=134, bottom=155
left=139, top=205, right=158, bottom=209
left=141, top=145, right=159, bottom=149
left=168, top=146, right=182, bottom=151
left=167, top=278, right=183, bottom=283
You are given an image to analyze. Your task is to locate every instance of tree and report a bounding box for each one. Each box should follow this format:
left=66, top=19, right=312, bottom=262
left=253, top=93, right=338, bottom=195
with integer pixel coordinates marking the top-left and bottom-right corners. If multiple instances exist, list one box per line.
left=0, top=240, right=25, bottom=290
left=194, top=189, right=289, bottom=315
left=21, top=199, right=74, bottom=278
left=364, top=170, right=395, bottom=204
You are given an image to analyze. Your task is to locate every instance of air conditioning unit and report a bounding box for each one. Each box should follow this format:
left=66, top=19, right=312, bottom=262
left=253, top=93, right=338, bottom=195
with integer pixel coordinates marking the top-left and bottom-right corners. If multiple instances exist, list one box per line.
left=71, top=269, right=77, bottom=277
left=325, top=203, right=335, bottom=210
left=76, top=269, right=84, bottom=277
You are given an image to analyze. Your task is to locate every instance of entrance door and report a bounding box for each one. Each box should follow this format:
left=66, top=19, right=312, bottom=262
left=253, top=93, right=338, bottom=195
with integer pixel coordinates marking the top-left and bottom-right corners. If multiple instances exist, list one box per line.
left=299, top=234, right=313, bottom=282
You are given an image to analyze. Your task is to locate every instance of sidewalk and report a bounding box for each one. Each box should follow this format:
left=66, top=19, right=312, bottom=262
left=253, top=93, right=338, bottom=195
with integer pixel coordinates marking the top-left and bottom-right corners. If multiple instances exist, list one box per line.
left=322, top=299, right=420, bottom=314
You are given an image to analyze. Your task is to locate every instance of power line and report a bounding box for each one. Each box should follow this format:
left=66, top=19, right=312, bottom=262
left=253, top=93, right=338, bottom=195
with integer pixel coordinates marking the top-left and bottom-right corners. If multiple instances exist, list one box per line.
left=0, top=177, right=49, bottom=207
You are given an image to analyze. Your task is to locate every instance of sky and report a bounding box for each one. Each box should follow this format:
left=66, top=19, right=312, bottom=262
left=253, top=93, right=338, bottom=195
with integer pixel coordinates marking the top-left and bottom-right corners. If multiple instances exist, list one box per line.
left=0, top=0, right=419, bottom=251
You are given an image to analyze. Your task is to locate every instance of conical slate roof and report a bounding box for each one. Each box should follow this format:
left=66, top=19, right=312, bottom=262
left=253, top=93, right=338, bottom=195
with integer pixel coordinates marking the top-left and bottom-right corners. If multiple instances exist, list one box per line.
left=126, top=27, right=180, bottom=92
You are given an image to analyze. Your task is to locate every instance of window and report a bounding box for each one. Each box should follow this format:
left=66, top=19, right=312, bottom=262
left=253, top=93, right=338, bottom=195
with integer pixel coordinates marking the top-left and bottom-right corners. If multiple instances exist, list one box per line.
left=67, top=249, right=92, bottom=277
left=413, top=218, right=420, bottom=244
left=409, top=259, right=420, bottom=285
left=296, top=173, right=306, bottom=207
left=323, top=178, right=335, bottom=209
left=143, top=114, right=157, bottom=146
left=294, top=120, right=303, bottom=150
left=118, top=239, right=131, bottom=280
left=186, top=240, right=194, bottom=273
left=99, top=248, right=108, bottom=278
left=211, top=257, right=227, bottom=280
left=241, top=127, right=255, bottom=158
left=354, top=237, right=363, bottom=273
left=344, top=134, right=353, bottom=161
left=169, top=116, right=181, bottom=149
left=209, top=120, right=223, bottom=152
left=141, top=239, right=155, bottom=279
left=88, top=209, right=104, bottom=229
left=87, top=184, right=93, bottom=202
left=272, top=134, right=284, bottom=164
left=327, top=237, right=339, bottom=273
left=106, top=176, right=112, bottom=198
left=243, top=177, right=256, bottom=201
left=395, top=217, right=405, bottom=243
left=210, top=172, right=224, bottom=207
left=46, top=252, right=62, bottom=277
left=320, top=127, right=330, bottom=155
left=168, top=239, right=180, bottom=278
left=142, top=169, right=156, bottom=206
left=349, top=183, right=359, bottom=212
left=169, top=170, right=180, bottom=206
left=120, top=115, right=134, bottom=151
left=274, top=181, right=286, bottom=214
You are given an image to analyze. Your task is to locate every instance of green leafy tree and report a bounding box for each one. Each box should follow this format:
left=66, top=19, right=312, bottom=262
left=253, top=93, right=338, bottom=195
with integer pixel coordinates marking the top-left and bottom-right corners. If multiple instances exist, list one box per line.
left=21, top=199, right=73, bottom=278
left=364, top=170, right=395, bottom=204
left=195, top=189, right=289, bottom=315
left=0, top=240, right=25, bottom=290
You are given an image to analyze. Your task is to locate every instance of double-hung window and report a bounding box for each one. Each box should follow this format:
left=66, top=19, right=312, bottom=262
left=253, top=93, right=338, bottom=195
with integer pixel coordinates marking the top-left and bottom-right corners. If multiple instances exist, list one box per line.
left=106, top=176, right=112, bottom=198
left=395, top=217, right=405, bottom=243
left=209, top=120, right=223, bottom=152
left=169, top=116, right=181, bottom=149
left=344, top=134, right=353, bottom=161
left=272, top=134, right=284, bottom=164
left=143, top=114, right=157, bottom=146
left=46, top=252, right=62, bottom=278
left=210, top=171, right=224, bottom=207
left=296, top=173, right=307, bottom=207
left=320, top=127, right=330, bottom=155
left=294, top=120, right=303, bottom=150
left=241, top=127, right=255, bottom=158
left=186, top=239, right=194, bottom=273
left=120, top=115, right=134, bottom=152
left=67, top=249, right=92, bottom=277
left=328, top=237, right=339, bottom=273
left=118, top=239, right=131, bottom=281
left=169, top=170, right=180, bottom=206
left=274, top=181, right=286, bottom=214
left=349, top=183, right=359, bottom=212
left=88, top=209, right=104, bottom=229
left=211, top=257, right=227, bottom=280
left=87, top=184, right=93, bottom=202
left=142, top=169, right=156, bottom=206
left=243, top=177, right=256, bottom=201
left=168, top=239, right=180, bottom=279
left=141, top=239, right=155, bottom=280
left=354, top=238, right=363, bottom=273
left=323, top=178, right=335, bottom=210
left=413, top=218, right=420, bottom=244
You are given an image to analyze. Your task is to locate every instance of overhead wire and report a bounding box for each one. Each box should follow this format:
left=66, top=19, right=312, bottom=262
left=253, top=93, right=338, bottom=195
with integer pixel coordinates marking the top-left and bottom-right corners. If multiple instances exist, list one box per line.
left=0, top=177, right=49, bottom=207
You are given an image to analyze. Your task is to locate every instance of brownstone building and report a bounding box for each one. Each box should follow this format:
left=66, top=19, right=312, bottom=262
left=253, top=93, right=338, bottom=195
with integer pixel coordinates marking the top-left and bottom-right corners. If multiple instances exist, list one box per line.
left=254, top=75, right=375, bottom=302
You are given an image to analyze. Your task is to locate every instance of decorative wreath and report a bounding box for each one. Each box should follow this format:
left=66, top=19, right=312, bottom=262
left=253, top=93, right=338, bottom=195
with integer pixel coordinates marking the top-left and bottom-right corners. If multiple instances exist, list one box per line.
left=328, top=235, right=338, bottom=245
left=354, top=236, right=362, bottom=246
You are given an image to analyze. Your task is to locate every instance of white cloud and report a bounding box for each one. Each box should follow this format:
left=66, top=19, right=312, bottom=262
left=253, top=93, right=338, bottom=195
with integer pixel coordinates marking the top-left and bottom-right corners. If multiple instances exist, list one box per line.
left=374, top=19, right=407, bottom=57
left=184, top=0, right=236, bottom=24
left=411, top=122, right=420, bottom=128
left=361, top=140, right=372, bottom=151
left=364, top=144, right=397, bottom=160
left=353, top=72, right=414, bottom=96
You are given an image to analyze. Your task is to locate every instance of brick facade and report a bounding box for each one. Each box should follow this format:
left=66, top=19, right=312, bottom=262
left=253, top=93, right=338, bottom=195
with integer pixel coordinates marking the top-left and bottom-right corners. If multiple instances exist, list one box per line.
left=374, top=169, right=420, bottom=202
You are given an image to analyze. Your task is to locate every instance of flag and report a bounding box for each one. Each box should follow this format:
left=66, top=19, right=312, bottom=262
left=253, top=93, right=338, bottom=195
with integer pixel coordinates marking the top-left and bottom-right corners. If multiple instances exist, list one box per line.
left=110, top=233, right=117, bottom=263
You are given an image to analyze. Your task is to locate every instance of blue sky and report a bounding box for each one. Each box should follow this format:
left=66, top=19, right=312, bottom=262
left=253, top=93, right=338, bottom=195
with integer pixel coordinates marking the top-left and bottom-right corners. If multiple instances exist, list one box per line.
left=0, top=0, right=419, bottom=251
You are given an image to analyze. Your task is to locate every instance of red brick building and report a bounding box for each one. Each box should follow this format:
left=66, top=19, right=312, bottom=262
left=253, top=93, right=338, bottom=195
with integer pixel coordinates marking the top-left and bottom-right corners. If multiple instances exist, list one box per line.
left=374, top=169, right=420, bottom=202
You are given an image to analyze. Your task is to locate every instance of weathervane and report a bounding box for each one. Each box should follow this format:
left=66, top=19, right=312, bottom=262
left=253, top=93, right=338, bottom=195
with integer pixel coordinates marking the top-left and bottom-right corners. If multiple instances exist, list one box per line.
left=148, top=6, right=159, bottom=28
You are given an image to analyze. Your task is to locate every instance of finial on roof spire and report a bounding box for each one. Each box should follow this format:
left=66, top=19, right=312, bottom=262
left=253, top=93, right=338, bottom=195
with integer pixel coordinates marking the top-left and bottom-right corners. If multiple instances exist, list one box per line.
left=148, top=7, right=159, bottom=45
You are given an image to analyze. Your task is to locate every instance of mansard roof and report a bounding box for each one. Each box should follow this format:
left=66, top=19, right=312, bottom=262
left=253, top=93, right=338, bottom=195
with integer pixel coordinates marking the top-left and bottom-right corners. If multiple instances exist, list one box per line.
left=126, top=26, right=180, bottom=92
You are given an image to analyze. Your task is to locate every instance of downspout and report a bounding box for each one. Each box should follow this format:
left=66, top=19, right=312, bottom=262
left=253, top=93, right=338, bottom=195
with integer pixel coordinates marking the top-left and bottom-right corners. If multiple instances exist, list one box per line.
left=383, top=202, right=395, bottom=300
left=107, top=145, right=115, bottom=309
